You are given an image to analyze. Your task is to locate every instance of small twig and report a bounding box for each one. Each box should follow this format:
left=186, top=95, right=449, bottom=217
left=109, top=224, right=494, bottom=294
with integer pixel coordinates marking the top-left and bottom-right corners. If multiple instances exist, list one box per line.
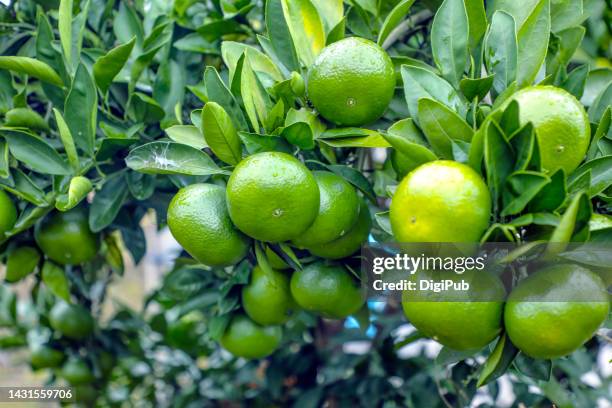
left=382, top=10, right=433, bottom=50
left=596, top=330, right=612, bottom=343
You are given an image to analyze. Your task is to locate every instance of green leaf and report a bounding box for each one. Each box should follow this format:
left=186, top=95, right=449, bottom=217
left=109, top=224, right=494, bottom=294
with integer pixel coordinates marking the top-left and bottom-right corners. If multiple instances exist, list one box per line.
left=165, top=125, right=207, bottom=149
left=93, top=37, right=136, bottom=94
left=126, top=171, right=155, bottom=201
left=587, top=107, right=611, bottom=160
left=203, top=67, right=249, bottom=131
left=0, top=129, right=71, bottom=175
left=0, top=140, right=8, bottom=178
left=221, top=41, right=284, bottom=84
left=319, top=131, right=390, bottom=148
left=55, top=176, right=93, bottom=211
left=238, top=132, right=283, bottom=154
left=67, top=0, right=89, bottom=71
left=516, top=0, right=550, bottom=86
left=465, top=0, right=487, bottom=49
left=546, top=27, right=585, bottom=78
left=502, top=171, right=550, bottom=216
left=588, top=81, right=612, bottom=123
left=550, top=0, right=584, bottom=33
left=417, top=98, right=473, bottom=158
left=528, top=169, right=566, bottom=212
left=282, top=122, right=315, bottom=150
left=378, top=0, right=416, bottom=47
left=558, top=244, right=612, bottom=268
left=431, top=0, right=469, bottom=88
left=484, top=11, right=518, bottom=94
left=129, top=22, right=173, bottom=95
left=114, top=1, right=143, bottom=47
left=202, top=102, right=242, bottom=165
left=569, top=156, right=612, bottom=197
left=310, top=0, right=343, bottom=33
left=548, top=191, right=591, bottom=247
left=513, top=353, right=552, bottom=381
left=0, top=169, right=47, bottom=206
left=52, top=108, right=79, bottom=173
left=64, top=63, right=97, bottom=156
left=265, top=0, right=300, bottom=73
left=323, top=163, right=377, bottom=203
left=484, top=122, right=514, bottom=212
left=384, top=132, right=437, bottom=173
left=477, top=334, right=518, bottom=387
left=561, top=64, right=588, bottom=99
left=281, top=0, right=326, bottom=66
left=460, top=75, right=495, bottom=101
left=240, top=56, right=271, bottom=133
left=173, top=33, right=219, bottom=54
left=0, top=57, right=63, bottom=87
left=126, top=141, right=226, bottom=176
left=400, top=65, right=467, bottom=122
left=326, top=17, right=346, bottom=45
left=4, top=108, right=49, bottom=132
left=89, top=174, right=129, bottom=233
left=41, top=261, right=71, bottom=302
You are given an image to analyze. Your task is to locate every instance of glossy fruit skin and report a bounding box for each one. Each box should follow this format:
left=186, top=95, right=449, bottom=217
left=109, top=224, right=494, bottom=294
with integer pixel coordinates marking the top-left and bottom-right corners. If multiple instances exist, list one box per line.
left=505, top=264, right=609, bottom=359
left=510, top=86, right=590, bottom=175
left=168, top=184, right=250, bottom=267
left=292, top=171, right=359, bottom=248
left=390, top=160, right=491, bottom=243
left=30, top=345, right=64, bottom=369
left=49, top=302, right=94, bottom=340
left=402, top=269, right=505, bottom=350
left=307, top=37, right=395, bottom=126
left=226, top=152, right=320, bottom=242
left=220, top=314, right=282, bottom=359
left=307, top=198, right=372, bottom=259
left=6, top=246, right=40, bottom=282
left=0, top=189, right=17, bottom=237
left=242, top=266, right=293, bottom=325
left=290, top=262, right=364, bottom=319
left=61, top=358, right=94, bottom=385
left=34, top=208, right=99, bottom=265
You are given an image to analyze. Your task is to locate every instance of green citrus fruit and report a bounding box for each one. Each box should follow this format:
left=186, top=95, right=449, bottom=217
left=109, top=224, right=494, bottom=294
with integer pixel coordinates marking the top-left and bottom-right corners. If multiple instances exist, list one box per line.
left=49, top=301, right=94, bottom=340
left=390, top=160, right=491, bottom=242
left=6, top=246, right=40, bottom=282
left=226, top=152, right=320, bottom=242
left=220, top=314, right=282, bottom=359
left=166, top=312, right=204, bottom=355
left=61, top=358, right=94, bottom=385
left=242, top=265, right=293, bottom=325
left=34, top=208, right=99, bottom=265
left=509, top=86, right=590, bottom=175
left=168, top=184, right=250, bottom=266
left=0, top=189, right=17, bottom=237
left=290, top=262, right=364, bottom=319
left=401, top=269, right=505, bottom=350
left=307, top=37, right=395, bottom=126
left=307, top=198, right=372, bottom=259
left=292, top=171, right=359, bottom=248
left=505, top=264, right=609, bottom=359
left=30, top=345, right=64, bottom=369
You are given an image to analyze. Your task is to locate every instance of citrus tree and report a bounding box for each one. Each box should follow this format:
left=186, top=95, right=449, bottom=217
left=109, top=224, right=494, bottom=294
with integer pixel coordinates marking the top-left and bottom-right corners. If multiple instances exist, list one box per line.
left=0, top=0, right=611, bottom=406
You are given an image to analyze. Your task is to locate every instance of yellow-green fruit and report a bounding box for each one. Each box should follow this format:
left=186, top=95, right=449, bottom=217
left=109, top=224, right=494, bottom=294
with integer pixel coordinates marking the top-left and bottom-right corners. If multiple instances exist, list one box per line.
left=220, top=315, right=282, bottom=359
left=6, top=246, right=40, bottom=282
left=30, top=345, right=64, bottom=369
left=290, top=262, right=364, bottom=319
left=402, top=269, right=505, bottom=350
left=167, top=184, right=250, bottom=267
left=390, top=161, right=491, bottom=243
left=307, top=37, right=395, bottom=126
left=292, top=171, right=359, bottom=248
left=0, top=190, right=17, bottom=237
left=34, top=208, right=99, bottom=265
left=49, top=302, right=94, bottom=340
left=61, top=358, right=94, bottom=385
left=226, top=152, right=320, bottom=242
left=509, top=86, right=590, bottom=175
left=307, top=198, right=372, bottom=259
left=505, top=264, right=609, bottom=359
left=242, top=266, right=293, bottom=325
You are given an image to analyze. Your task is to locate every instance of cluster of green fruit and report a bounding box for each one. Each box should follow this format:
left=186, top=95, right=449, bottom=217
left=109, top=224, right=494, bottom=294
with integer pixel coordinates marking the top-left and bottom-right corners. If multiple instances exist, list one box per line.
left=167, top=151, right=373, bottom=358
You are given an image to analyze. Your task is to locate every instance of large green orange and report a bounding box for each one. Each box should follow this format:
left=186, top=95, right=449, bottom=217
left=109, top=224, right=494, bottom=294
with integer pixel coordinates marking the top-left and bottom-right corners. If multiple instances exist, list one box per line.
left=307, top=198, right=372, bottom=259
left=34, top=208, right=99, bottom=265
left=390, top=161, right=491, bottom=243
left=505, top=264, right=609, bottom=359
left=290, top=262, right=364, bottom=319
left=6, top=246, right=40, bottom=282
left=307, top=37, right=395, bottom=126
left=509, top=86, right=590, bottom=175
left=401, top=269, right=505, bottom=350
left=30, top=345, right=64, bottom=369
left=61, top=358, right=94, bottom=385
left=226, top=152, right=320, bottom=242
left=167, top=184, right=250, bottom=267
left=49, top=301, right=94, bottom=340
left=292, top=171, right=359, bottom=248
left=0, top=189, right=17, bottom=237
left=220, top=314, right=282, bottom=359
left=242, top=266, right=293, bottom=325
